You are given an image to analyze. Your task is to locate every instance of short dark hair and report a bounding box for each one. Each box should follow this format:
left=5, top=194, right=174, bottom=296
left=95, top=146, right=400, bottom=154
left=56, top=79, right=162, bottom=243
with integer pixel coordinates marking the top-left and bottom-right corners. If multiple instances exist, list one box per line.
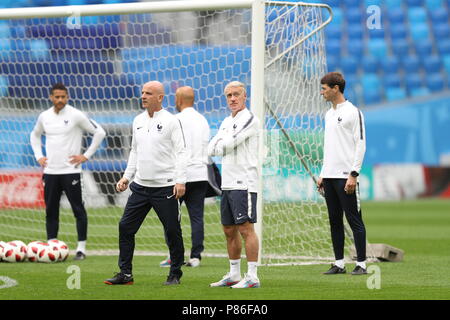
left=320, top=72, right=346, bottom=93
left=50, top=83, right=68, bottom=94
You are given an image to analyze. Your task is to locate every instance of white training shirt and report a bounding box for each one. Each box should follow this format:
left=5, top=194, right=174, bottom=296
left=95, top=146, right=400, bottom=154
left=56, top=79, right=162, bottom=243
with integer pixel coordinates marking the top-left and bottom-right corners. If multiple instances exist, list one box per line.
left=320, top=100, right=366, bottom=179
left=123, top=108, right=187, bottom=187
left=30, top=104, right=106, bottom=175
left=208, top=108, right=259, bottom=192
left=175, top=107, right=210, bottom=183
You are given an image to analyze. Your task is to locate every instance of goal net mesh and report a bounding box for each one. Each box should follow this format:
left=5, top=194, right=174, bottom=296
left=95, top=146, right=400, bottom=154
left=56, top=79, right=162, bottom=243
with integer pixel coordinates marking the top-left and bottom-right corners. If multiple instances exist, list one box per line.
left=0, top=1, right=358, bottom=265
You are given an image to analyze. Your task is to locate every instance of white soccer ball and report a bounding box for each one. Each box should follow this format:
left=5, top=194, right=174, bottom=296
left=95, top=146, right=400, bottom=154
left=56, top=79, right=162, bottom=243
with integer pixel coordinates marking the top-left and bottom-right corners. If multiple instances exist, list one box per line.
left=37, top=243, right=59, bottom=263
left=2, top=242, right=26, bottom=262
left=9, top=240, right=27, bottom=261
left=48, top=239, right=69, bottom=261
left=27, top=241, right=45, bottom=262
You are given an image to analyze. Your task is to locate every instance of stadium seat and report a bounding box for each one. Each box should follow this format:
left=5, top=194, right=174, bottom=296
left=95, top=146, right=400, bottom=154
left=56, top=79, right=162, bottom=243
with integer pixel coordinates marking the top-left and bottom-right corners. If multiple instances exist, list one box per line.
left=426, top=73, right=445, bottom=92
left=329, top=8, right=343, bottom=26
left=391, top=39, right=410, bottom=56
left=410, top=23, right=430, bottom=41
left=384, top=0, right=403, bottom=9
left=362, top=55, right=379, bottom=73
left=387, top=8, right=405, bottom=24
left=0, top=76, right=8, bottom=97
left=390, top=23, right=408, bottom=40
left=325, top=25, right=341, bottom=40
left=410, top=87, right=431, bottom=97
left=414, top=39, right=433, bottom=57
left=327, top=55, right=339, bottom=72
left=326, top=39, right=342, bottom=58
left=363, top=89, right=382, bottom=105
left=324, top=0, right=341, bottom=8
left=384, top=72, right=402, bottom=87
left=402, top=55, right=421, bottom=73
left=423, top=55, right=442, bottom=74
left=437, top=39, right=450, bottom=55
left=367, top=27, right=385, bottom=39
left=346, top=8, right=362, bottom=24
left=406, top=0, right=424, bottom=7
left=443, top=54, right=450, bottom=74
left=429, top=10, right=449, bottom=24
left=425, top=0, right=444, bottom=10
left=432, top=23, right=450, bottom=39
left=408, top=7, right=428, bottom=24
left=368, top=39, right=388, bottom=58
left=341, top=56, right=359, bottom=76
left=386, top=87, right=407, bottom=101
left=343, top=0, right=360, bottom=8
left=361, top=73, right=382, bottom=92
left=346, top=38, right=364, bottom=56
left=347, top=23, right=364, bottom=40
left=381, top=56, right=400, bottom=73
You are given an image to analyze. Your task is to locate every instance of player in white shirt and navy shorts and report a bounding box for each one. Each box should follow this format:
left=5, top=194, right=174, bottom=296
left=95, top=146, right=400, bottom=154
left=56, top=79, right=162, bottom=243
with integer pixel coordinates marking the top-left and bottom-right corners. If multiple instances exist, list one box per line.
left=208, top=81, right=261, bottom=289
left=30, top=83, right=106, bottom=260
left=317, top=72, right=368, bottom=276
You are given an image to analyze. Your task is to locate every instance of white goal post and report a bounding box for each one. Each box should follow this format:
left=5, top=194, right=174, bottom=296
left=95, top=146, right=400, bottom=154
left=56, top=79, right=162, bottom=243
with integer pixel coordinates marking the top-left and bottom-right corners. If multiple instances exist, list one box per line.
left=0, top=0, right=372, bottom=266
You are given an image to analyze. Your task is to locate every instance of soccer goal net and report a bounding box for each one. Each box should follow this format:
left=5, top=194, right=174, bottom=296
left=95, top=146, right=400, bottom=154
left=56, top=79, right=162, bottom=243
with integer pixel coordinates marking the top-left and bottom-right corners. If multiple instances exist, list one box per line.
left=0, top=0, right=362, bottom=265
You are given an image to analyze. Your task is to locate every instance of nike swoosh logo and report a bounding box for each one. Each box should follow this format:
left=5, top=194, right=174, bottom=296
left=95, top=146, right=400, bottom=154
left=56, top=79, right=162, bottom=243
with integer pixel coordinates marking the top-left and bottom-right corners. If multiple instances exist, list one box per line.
left=167, top=194, right=175, bottom=199
left=72, top=180, right=79, bottom=185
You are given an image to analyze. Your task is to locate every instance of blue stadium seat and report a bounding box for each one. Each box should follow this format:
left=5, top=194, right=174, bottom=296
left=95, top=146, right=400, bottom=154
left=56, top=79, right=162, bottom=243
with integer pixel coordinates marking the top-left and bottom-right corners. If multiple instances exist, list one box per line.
left=324, top=0, right=341, bottom=8
left=432, top=23, right=450, bottom=39
left=346, top=38, right=364, bottom=56
left=327, top=55, right=339, bottom=72
left=325, top=25, right=341, bottom=40
left=329, top=8, right=343, bottom=26
left=425, top=0, right=444, bottom=10
left=367, top=27, right=385, bottom=39
left=386, top=87, right=407, bottom=101
left=381, top=56, right=400, bottom=73
left=408, top=7, right=428, bottom=24
left=410, top=87, right=431, bottom=97
left=341, top=56, right=359, bottom=76
left=414, top=39, right=433, bottom=57
left=364, top=0, right=383, bottom=6
left=384, top=0, right=403, bottom=9
left=384, top=73, right=402, bottom=87
left=347, top=23, right=364, bottom=40
left=390, top=23, right=408, bottom=40
left=443, top=54, right=450, bottom=74
left=0, top=76, right=8, bottom=97
left=423, top=55, right=442, bottom=73
left=410, top=23, right=430, bottom=41
left=429, top=10, right=449, bottom=24
left=402, top=55, right=421, bottom=73
left=406, top=0, right=424, bottom=6
left=346, top=8, right=362, bottom=24
left=426, top=73, right=445, bottom=92
left=391, top=39, right=410, bottom=56
left=387, top=8, right=405, bottom=24
left=326, top=39, right=342, bottom=57
left=368, top=39, right=388, bottom=58
left=437, top=39, right=450, bottom=55
left=362, top=55, right=379, bottom=73
left=343, top=0, right=360, bottom=8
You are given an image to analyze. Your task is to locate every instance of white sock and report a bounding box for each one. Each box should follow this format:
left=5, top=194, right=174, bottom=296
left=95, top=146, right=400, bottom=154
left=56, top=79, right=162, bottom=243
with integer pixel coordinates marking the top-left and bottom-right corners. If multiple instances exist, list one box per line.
left=229, top=259, right=241, bottom=279
left=334, top=259, right=345, bottom=269
left=76, top=241, right=86, bottom=254
left=356, top=261, right=366, bottom=269
left=248, top=261, right=258, bottom=279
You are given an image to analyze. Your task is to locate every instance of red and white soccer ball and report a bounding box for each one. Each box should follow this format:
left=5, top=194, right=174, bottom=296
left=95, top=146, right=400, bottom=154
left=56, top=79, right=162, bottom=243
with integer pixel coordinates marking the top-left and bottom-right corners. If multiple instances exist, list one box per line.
left=0, top=241, right=6, bottom=261
left=2, top=241, right=26, bottom=262
left=48, top=239, right=69, bottom=261
left=37, top=243, right=59, bottom=263
left=27, top=241, right=46, bottom=262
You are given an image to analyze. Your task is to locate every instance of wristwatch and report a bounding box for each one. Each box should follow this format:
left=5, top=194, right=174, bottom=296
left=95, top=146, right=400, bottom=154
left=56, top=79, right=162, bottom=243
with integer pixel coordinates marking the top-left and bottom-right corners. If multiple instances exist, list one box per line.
left=350, top=171, right=359, bottom=177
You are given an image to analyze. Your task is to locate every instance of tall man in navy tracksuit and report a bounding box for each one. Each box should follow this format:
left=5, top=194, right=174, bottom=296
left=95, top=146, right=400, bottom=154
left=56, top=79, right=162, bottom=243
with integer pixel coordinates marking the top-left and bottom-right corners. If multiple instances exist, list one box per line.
left=104, top=81, right=187, bottom=286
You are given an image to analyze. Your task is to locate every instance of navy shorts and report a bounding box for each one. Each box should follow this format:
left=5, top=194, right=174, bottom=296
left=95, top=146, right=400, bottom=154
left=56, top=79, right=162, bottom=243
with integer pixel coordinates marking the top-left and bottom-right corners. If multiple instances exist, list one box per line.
left=221, top=190, right=257, bottom=225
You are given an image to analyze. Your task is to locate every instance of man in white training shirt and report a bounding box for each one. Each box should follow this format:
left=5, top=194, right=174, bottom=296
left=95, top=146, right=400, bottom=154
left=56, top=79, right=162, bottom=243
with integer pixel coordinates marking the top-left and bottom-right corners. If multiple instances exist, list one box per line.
left=159, top=86, right=210, bottom=268
left=30, top=83, right=106, bottom=260
left=208, top=81, right=261, bottom=289
left=104, top=81, right=187, bottom=286
left=317, top=72, right=368, bottom=275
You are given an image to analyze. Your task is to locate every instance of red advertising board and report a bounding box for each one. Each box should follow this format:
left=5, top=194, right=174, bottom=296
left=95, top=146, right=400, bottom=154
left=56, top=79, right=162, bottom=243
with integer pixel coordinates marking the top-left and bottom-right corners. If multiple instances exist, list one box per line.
left=0, top=171, right=45, bottom=208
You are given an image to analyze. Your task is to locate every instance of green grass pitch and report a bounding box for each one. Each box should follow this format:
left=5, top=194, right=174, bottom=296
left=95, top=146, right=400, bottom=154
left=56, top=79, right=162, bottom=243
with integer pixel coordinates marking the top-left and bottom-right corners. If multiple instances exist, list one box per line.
left=0, top=199, right=449, bottom=300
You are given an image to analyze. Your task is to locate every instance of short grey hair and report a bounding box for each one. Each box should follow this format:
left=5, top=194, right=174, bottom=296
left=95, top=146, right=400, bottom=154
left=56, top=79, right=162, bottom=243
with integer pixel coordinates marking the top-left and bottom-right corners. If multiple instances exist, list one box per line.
left=224, top=81, right=247, bottom=95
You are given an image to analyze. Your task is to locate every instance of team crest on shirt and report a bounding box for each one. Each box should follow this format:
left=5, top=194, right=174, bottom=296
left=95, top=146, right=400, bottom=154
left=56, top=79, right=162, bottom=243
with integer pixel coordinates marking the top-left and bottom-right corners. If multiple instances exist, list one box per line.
left=64, top=120, right=69, bottom=125
left=233, top=124, right=237, bottom=130
left=156, top=123, right=163, bottom=133
left=337, top=117, right=342, bottom=124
